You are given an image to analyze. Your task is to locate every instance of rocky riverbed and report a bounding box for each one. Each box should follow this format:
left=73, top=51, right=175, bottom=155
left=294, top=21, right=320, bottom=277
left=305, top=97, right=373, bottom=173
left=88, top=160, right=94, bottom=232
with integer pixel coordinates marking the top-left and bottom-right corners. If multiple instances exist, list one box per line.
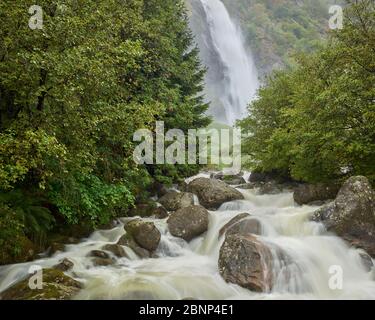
left=0, top=172, right=374, bottom=300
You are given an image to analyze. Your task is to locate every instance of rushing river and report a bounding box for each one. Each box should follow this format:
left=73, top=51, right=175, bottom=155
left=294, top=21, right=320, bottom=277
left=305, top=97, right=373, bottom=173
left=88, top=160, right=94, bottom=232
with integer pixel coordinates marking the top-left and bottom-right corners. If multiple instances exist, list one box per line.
left=0, top=173, right=374, bottom=300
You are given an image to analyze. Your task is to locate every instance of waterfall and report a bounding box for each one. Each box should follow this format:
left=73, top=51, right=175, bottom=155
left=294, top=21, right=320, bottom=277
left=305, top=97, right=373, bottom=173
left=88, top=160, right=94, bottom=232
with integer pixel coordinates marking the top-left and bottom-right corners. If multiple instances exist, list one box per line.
left=188, top=0, right=259, bottom=125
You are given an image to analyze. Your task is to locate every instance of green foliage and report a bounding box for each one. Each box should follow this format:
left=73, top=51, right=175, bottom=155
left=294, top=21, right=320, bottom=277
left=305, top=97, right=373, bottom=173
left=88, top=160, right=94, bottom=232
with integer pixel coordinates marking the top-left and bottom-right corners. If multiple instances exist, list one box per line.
left=0, top=190, right=55, bottom=242
left=239, top=0, right=375, bottom=183
left=222, top=0, right=338, bottom=75
left=0, top=0, right=209, bottom=256
left=0, top=205, right=25, bottom=260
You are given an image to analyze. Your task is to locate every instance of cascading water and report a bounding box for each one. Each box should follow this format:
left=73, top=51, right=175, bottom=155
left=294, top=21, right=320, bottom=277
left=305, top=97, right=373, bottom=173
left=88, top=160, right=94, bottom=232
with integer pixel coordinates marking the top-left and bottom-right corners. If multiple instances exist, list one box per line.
left=188, top=0, right=259, bottom=125
left=1, top=172, right=374, bottom=299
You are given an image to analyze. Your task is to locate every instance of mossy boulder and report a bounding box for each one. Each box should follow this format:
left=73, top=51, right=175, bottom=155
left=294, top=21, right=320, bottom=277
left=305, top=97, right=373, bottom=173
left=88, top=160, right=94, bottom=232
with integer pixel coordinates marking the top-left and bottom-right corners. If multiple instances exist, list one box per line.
left=0, top=268, right=82, bottom=300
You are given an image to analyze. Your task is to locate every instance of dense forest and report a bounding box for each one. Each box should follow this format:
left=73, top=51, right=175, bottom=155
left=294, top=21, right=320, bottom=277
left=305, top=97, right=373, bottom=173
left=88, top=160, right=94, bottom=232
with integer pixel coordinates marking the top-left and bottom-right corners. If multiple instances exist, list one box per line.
left=223, top=0, right=341, bottom=75
left=0, top=0, right=210, bottom=264
left=239, top=0, right=375, bottom=184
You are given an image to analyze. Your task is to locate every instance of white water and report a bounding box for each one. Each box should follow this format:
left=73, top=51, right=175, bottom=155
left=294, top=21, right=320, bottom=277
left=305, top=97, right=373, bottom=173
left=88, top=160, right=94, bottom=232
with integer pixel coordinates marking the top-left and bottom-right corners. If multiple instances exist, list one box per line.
left=0, top=173, right=374, bottom=299
left=197, top=0, right=259, bottom=125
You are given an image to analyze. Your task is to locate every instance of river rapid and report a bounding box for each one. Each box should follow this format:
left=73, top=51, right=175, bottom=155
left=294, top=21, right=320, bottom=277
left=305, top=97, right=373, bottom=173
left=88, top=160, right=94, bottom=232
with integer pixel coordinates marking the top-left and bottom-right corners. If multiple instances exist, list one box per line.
left=0, top=173, right=374, bottom=300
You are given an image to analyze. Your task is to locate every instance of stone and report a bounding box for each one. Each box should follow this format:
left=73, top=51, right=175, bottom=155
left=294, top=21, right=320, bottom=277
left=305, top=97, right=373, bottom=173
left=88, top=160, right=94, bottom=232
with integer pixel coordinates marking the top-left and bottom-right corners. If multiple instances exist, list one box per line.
left=124, top=219, right=161, bottom=252
left=102, top=244, right=128, bottom=258
left=187, top=178, right=244, bottom=209
left=158, top=191, right=195, bottom=211
left=0, top=268, right=82, bottom=300
left=167, top=205, right=209, bottom=241
left=294, top=183, right=340, bottom=205
left=218, top=234, right=273, bottom=292
left=54, top=258, right=74, bottom=272
left=312, top=176, right=375, bottom=257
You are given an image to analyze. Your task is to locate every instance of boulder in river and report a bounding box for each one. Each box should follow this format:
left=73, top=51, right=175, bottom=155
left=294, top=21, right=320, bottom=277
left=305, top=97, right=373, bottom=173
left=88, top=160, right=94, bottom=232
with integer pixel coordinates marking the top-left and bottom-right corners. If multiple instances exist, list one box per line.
left=0, top=268, right=82, bottom=300
left=158, top=191, right=195, bottom=211
left=124, top=219, right=161, bottom=252
left=218, top=213, right=250, bottom=238
left=294, top=182, right=340, bottom=205
left=167, top=205, right=209, bottom=241
left=117, top=234, right=150, bottom=258
left=151, top=206, right=169, bottom=219
left=211, top=172, right=246, bottom=185
left=102, top=244, right=128, bottom=258
left=187, top=178, right=244, bottom=209
left=218, top=234, right=273, bottom=292
left=312, top=176, right=375, bottom=257
left=54, top=258, right=74, bottom=272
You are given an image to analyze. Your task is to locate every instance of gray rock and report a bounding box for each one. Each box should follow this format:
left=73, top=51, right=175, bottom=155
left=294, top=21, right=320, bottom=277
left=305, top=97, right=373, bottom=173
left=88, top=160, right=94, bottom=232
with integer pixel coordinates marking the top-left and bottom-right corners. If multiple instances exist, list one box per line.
left=0, top=268, right=82, bottom=300
left=294, top=183, right=340, bottom=205
left=102, top=244, right=128, bottom=258
left=117, top=234, right=150, bottom=258
left=88, top=250, right=110, bottom=259
left=167, top=205, right=209, bottom=241
left=92, top=257, right=114, bottom=266
left=158, top=191, right=195, bottom=211
left=218, top=234, right=273, bottom=292
left=54, top=258, right=74, bottom=272
left=218, top=213, right=250, bottom=238
left=187, top=178, right=244, bottom=209
left=152, top=206, right=169, bottom=219
left=124, top=219, right=161, bottom=252
left=312, top=176, right=375, bottom=257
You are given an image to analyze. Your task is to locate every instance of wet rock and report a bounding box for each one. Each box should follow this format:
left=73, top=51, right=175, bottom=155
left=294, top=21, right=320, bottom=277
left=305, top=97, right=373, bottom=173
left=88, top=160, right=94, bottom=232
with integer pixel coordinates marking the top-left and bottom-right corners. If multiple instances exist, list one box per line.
left=124, top=219, right=161, bottom=252
left=294, top=183, right=340, bottom=205
left=167, top=205, right=209, bottom=241
left=187, top=178, right=244, bottom=210
left=158, top=191, right=195, bottom=211
left=258, top=182, right=283, bottom=195
left=88, top=250, right=110, bottom=259
left=0, top=268, right=82, bottom=300
left=225, top=218, right=262, bottom=238
left=92, top=257, right=114, bottom=266
left=211, top=172, right=246, bottom=185
left=249, top=171, right=276, bottom=183
left=102, top=244, right=128, bottom=258
left=312, top=176, right=375, bottom=257
left=359, top=253, right=374, bottom=272
left=54, top=258, right=74, bottom=272
left=151, top=206, right=169, bottom=219
left=218, top=213, right=250, bottom=238
left=218, top=234, right=273, bottom=292
left=117, top=234, right=150, bottom=258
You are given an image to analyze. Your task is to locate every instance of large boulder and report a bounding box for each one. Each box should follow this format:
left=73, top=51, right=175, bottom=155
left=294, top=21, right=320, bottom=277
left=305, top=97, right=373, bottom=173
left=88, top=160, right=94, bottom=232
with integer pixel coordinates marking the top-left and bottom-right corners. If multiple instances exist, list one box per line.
left=218, top=234, right=273, bottom=292
left=312, top=176, right=375, bottom=257
left=167, top=205, right=209, bottom=241
left=211, top=172, right=246, bottom=185
left=124, top=219, right=161, bottom=252
left=294, top=183, right=340, bottom=205
left=187, top=178, right=244, bottom=209
left=0, top=268, right=82, bottom=300
left=158, top=191, right=195, bottom=211
left=219, top=213, right=250, bottom=238
left=117, top=234, right=150, bottom=259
